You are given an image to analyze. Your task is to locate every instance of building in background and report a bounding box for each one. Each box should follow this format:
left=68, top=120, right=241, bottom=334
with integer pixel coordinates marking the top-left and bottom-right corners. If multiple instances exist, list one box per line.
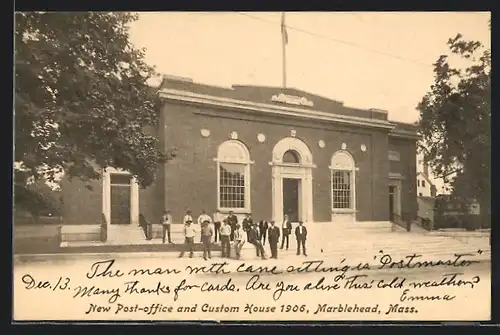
left=60, top=75, right=420, bottom=242
left=415, top=154, right=439, bottom=222
left=416, top=165, right=436, bottom=197
left=416, top=153, right=450, bottom=196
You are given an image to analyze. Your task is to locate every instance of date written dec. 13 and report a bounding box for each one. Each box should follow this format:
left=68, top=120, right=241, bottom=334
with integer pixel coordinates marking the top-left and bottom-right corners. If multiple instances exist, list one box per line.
left=21, top=274, right=71, bottom=291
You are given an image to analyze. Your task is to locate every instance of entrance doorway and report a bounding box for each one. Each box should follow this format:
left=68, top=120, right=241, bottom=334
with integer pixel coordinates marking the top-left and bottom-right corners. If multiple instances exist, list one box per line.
left=110, top=174, right=132, bottom=224
left=283, top=178, right=301, bottom=222
left=389, top=185, right=396, bottom=222
left=271, top=137, right=314, bottom=223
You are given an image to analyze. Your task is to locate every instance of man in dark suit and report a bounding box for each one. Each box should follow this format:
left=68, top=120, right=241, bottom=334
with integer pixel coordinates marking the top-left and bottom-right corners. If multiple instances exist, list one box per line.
left=280, top=214, right=292, bottom=250
left=242, top=213, right=253, bottom=242
left=295, top=221, right=308, bottom=256
left=267, top=221, right=280, bottom=259
left=259, top=220, right=269, bottom=245
left=248, top=223, right=267, bottom=260
left=227, top=211, right=238, bottom=242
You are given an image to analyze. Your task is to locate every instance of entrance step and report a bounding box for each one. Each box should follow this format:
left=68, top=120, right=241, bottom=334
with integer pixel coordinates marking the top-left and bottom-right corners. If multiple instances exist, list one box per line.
left=106, top=224, right=209, bottom=245
left=106, top=225, right=147, bottom=245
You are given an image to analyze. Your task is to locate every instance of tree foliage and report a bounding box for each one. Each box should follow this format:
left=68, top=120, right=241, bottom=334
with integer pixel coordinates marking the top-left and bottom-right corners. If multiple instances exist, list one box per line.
left=417, top=33, right=490, bottom=215
left=15, top=12, right=173, bottom=212
left=15, top=172, right=62, bottom=218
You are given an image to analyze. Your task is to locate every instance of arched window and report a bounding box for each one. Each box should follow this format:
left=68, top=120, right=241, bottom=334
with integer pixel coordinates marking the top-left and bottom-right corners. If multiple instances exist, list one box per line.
left=330, top=151, right=356, bottom=210
left=216, top=140, right=252, bottom=211
left=282, top=149, right=301, bottom=164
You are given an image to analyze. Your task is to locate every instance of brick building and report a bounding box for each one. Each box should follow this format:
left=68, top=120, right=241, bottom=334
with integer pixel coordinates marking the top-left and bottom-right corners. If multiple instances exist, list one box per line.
left=61, top=75, right=420, bottom=240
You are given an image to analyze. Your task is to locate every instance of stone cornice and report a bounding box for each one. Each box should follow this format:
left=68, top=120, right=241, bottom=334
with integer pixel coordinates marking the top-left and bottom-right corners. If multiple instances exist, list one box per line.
left=158, top=88, right=396, bottom=131
left=388, top=129, right=422, bottom=140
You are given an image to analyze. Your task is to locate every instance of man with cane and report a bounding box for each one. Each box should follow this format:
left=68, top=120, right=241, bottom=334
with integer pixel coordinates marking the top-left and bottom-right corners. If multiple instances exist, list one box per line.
left=248, top=223, right=267, bottom=260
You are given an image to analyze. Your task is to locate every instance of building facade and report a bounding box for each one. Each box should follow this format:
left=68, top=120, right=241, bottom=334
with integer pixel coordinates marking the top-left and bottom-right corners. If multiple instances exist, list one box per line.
left=61, top=75, right=420, bottom=233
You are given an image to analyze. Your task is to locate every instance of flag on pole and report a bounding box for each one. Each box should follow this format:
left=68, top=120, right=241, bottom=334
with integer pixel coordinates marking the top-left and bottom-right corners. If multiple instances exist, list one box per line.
left=281, top=12, right=288, bottom=45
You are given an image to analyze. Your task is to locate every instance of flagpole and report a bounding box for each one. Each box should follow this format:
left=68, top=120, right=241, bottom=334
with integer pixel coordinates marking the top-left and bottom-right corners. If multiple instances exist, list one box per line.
left=281, top=12, right=287, bottom=89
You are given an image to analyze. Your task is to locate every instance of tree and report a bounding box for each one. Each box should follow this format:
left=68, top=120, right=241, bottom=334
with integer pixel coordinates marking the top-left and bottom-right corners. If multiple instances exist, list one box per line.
left=417, top=32, right=490, bottom=226
left=15, top=12, right=174, bottom=213
left=15, top=174, right=62, bottom=218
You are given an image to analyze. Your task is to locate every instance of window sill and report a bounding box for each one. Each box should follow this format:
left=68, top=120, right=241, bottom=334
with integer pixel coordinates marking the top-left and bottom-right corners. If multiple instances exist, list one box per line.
left=218, top=208, right=251, bottom=215
left=331, top=209, right=357, bottom=214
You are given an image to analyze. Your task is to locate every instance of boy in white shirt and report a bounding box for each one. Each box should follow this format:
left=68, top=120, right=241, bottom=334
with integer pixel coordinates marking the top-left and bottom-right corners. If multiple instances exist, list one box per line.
left=178, top=220, right=196, bottom=258
left=161, top=210, right=173, bottom=244
left=197, top=210, right=212, bottom=225
left=183, top=210, right=193, bottom=225
left=197, top=210, right=212, bottom=242
left=233, top=223, right=246, bottom=260
left=213, top=210, right=223, bottom=243
left=220, top=219, right=232, bottom=258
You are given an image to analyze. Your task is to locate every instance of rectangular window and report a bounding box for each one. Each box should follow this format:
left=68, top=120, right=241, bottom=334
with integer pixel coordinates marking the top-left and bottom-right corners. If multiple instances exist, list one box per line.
left=417, top=180, right=420, bottom=187
left=219, top=163, right=246, bottom=209
left=110, top=173, right=132, bottom=186
left=422, top=180, right=426, bottom=187
left=332, top=170, right=352, bottom=209
left=388, top=150, right=401, bottom=161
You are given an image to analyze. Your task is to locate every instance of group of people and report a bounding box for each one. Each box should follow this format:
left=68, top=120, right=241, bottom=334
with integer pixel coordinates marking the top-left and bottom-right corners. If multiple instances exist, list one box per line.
left=161, top=209, right=308, bottom=260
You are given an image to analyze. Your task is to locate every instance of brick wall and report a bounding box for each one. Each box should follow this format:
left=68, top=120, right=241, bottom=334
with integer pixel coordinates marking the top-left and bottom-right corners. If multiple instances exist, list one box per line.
left=60, top=174, right=161, bottom=226
left=60, top=100, right=417, bottom=226
left=60, top=177, right=102, bottom=225
left=163, top=101, right=392, bottom=223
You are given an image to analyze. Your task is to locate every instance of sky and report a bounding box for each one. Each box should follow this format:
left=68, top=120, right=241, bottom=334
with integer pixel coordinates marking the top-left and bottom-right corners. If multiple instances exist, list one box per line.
left=129, top=11, right=491, bottom=124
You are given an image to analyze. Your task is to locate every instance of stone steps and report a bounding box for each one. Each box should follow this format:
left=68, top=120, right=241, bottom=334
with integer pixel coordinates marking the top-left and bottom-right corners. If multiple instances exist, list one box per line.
left=103, top=226, right=146, bottom=245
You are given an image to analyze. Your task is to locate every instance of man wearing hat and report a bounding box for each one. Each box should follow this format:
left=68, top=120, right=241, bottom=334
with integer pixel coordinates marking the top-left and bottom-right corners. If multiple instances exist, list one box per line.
left=267, top=220, right=280, bottom=259
left=200, top=219, right=214, bottom=260
left=220, top=219, right=232, bottom=258
left=197, top=210, right=212, bottom=242
left=161, top=210, right=173, bottom=244
left=233, top=223, right=246, bottom=260
left=183, top=210, right=193, bottom=225
left=178, top=219, right=196, bottom=258
left=226, top=211, right=238, bottom=242
left=295, top=221, right=308, bottom=256
left=248, top=223, right=267, bottom=260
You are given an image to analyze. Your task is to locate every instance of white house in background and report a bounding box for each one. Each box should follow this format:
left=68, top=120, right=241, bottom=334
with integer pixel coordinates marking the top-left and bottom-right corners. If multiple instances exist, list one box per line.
left=416, top=154, right=438, bottom=197
left=417, top=171, right=435, bottom=197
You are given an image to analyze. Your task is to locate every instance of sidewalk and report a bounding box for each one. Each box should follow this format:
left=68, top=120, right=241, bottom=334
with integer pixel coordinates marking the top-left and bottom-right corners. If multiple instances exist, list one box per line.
left=14, top=239, right=491, bottom=269
left=14, top=221, right=491, bottom=268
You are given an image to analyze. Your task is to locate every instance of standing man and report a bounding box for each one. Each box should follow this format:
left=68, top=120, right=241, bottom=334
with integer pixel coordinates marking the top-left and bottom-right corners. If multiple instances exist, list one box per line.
left=242, top=213, right=253, bottom=242
left=197, top=210, right=212, bottom=242
left=233, top=223, right=246, bottom=260
left=227, top=211, right=238, bottom=242
left=220, top=219, right=232, bottom=258
left=280, top=214, right=292, bottom=250
left=295, top=221, right=308, bottom=256
left=248, top=223, right=267, bottom=260
left=183, top=210, right=193, bottom=225
left=200, top=220, right=214, bottom=260
left=267, top=220, right=280, bottom=259
left=213, top=209, right=223, bottom=243
left=259, top=220, right=269, bottom=246
left=161, top=210, right=173, bottom=244
left=178, top=219, right=196, bottom=258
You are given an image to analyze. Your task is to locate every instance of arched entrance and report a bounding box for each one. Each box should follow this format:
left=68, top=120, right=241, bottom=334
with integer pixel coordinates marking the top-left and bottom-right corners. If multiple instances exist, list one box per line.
left=271, top=137, right=315, bottom=223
